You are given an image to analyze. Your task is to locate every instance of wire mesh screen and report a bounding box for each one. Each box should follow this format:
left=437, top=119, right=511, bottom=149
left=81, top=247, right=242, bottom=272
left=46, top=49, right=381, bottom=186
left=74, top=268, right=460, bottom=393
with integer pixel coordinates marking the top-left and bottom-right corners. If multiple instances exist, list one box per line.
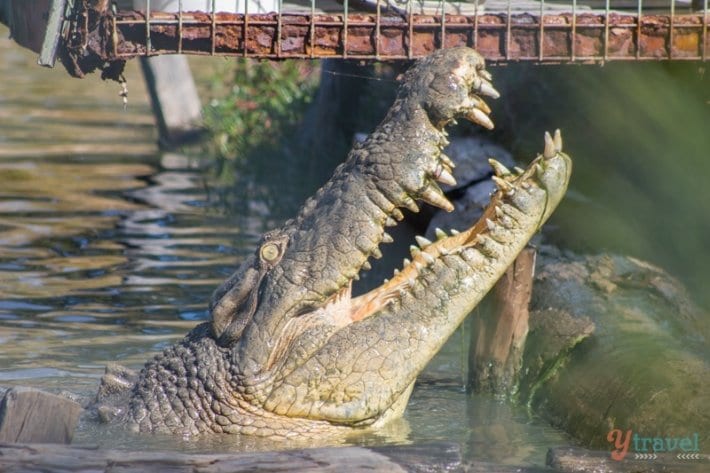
left=85, top=0, right=709, bottom=62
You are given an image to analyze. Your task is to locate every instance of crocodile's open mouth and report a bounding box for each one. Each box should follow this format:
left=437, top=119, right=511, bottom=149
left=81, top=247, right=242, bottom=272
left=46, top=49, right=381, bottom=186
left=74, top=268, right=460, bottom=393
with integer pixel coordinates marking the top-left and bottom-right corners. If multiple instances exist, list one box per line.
left=322, top=130, right=569, bottom=324
left=273, top=129, right=569, bottom=364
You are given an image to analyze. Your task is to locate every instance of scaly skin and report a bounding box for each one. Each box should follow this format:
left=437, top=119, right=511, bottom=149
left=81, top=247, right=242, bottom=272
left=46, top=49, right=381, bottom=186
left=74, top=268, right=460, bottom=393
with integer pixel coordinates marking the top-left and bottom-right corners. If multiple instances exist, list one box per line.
left=97, top=47, right=572, bottom=438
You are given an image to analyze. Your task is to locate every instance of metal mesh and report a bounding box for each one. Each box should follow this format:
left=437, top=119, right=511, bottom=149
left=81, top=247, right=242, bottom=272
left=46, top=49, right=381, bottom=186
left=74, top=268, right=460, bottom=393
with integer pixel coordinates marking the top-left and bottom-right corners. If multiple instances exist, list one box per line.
left=102, top=0, right=709, bottom=62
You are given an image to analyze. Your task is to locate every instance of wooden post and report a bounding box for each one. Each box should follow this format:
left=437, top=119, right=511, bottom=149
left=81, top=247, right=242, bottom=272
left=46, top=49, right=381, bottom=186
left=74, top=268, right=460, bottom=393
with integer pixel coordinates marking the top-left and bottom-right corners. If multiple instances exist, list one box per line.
left=468, top=247, right=536, bottom=396
left=140, top=55, right=204, bottom=148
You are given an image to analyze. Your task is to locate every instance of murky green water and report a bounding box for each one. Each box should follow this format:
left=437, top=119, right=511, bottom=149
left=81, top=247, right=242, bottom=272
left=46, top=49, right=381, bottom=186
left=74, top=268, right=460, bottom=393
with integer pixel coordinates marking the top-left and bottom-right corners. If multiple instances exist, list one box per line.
left=0, top=28, right=571, bottom=465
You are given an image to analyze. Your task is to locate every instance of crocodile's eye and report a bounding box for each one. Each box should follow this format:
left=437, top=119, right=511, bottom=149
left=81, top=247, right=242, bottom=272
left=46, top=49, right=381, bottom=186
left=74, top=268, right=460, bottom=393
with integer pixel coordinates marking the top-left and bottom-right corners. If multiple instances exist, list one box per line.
left=260, top=242, right=282, bottom=263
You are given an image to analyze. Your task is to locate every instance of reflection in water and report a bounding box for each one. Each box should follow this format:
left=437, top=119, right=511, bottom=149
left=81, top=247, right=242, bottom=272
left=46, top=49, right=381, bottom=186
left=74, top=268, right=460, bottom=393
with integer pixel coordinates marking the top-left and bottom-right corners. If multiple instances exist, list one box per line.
left=0, top=26, right=570, bottom=463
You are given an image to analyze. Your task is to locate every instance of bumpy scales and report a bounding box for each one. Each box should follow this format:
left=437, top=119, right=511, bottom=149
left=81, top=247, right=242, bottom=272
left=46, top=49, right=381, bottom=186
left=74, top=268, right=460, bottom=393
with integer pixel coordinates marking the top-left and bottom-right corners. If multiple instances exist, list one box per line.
left=96, top=47, right=572, bottom=438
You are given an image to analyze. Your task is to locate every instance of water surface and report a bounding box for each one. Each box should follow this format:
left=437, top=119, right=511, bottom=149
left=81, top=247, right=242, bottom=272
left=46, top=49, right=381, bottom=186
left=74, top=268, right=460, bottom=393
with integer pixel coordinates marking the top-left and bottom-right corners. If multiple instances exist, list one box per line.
left=0, top=26, right=580, bottom=466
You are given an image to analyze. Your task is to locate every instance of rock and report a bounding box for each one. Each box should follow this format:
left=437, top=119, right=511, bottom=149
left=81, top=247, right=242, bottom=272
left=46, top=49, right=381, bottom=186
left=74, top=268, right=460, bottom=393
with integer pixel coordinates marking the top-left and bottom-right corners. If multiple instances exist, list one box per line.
left=442, top=136, right=515, bottom=192
left=522, top=249, right=710, bottom=448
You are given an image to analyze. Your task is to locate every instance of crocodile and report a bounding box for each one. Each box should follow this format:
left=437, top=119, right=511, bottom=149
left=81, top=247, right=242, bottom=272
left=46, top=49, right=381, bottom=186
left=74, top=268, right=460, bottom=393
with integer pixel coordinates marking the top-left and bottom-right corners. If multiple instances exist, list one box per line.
left=96, top=47, right=572, bottom=438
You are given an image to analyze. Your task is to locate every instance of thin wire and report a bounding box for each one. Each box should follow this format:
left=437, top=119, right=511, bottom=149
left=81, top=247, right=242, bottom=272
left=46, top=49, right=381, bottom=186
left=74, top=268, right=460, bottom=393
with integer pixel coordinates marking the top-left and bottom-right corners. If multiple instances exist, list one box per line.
left=343, top=0, right=349, bottom=58
left=604, top=0, right=610, bottom=62
left=323, top=69, right=398, bottom=83
left=669, top=0, right=675, bottom=59
left=211, top=0, right=216, bottom=56
left=146, top=0, right=151, bottom=54
left=636, top=0, right=642, bottom=60
left=178, top=0, right=183, bottom=54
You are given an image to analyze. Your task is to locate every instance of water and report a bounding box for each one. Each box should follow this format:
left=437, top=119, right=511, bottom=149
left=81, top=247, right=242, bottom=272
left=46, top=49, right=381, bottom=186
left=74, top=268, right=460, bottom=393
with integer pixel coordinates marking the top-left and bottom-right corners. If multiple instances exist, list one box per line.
left=0, top=26, right=582, bottom=467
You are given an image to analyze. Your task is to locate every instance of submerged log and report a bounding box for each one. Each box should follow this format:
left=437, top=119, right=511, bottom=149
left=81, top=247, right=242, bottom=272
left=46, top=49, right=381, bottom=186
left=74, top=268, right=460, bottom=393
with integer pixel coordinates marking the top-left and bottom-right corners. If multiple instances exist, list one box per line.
left=0, top=441, right=548, bottom=472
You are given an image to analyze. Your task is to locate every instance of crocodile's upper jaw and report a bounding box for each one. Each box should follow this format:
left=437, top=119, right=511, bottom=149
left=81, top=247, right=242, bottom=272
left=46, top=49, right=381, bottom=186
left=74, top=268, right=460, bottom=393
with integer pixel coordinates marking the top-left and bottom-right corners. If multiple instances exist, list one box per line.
left=122, top=48, right=571, bottom=437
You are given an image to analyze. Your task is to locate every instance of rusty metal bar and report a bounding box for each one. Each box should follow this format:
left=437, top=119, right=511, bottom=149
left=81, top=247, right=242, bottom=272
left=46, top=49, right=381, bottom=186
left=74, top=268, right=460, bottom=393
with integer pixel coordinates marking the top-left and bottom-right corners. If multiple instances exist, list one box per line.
left=705, top=0, right=709, bottom=60
left=74, top=10, right=710, bottom=67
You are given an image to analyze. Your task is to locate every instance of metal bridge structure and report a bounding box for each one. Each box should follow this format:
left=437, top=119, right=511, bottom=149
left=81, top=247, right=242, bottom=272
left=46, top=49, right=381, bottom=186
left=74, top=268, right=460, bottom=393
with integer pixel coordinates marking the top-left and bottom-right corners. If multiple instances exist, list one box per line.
left=2, top=0, right=706, bottom=79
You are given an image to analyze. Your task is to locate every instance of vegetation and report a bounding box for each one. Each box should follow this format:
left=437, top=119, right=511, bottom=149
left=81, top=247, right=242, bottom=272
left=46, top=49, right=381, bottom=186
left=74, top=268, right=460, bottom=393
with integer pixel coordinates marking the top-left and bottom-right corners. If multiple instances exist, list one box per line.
left=202, top=59, right=320, bottom=183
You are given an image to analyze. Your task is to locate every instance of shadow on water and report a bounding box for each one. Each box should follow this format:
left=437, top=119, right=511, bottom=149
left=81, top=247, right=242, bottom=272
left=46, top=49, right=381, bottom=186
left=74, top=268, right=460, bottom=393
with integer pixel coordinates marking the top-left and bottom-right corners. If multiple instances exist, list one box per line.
left=1, top=23, right=707, bottom=465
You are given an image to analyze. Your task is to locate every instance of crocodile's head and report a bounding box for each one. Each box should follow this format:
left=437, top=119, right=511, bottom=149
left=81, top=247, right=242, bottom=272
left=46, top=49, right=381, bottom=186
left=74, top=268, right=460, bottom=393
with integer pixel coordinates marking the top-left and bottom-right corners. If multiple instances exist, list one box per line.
left=123, top=48, right=572, bottom=437
left=209, top=47, right=502, bottom=378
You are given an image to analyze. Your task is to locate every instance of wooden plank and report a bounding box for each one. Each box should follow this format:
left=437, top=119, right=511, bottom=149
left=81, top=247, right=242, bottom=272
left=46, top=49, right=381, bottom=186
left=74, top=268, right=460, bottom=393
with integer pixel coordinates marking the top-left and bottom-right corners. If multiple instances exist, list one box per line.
left=469, top=247, right=536, bottom=395
left=0, top=387, right=82, bottom=444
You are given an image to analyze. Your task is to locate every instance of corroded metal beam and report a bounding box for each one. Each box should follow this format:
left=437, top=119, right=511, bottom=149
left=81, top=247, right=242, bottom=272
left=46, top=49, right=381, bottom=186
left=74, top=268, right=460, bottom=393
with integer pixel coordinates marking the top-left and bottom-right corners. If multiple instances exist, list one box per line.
left=60, top=3, right=709, bottom=79
left=112, top=11, right=709, bottom=62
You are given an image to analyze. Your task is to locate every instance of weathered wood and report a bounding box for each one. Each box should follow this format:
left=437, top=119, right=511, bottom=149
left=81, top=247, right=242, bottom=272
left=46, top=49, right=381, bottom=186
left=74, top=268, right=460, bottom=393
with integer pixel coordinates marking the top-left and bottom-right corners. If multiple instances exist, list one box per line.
left=547, top=446, right=709, bottom=472
left=0, top=441, right=544, bottom=472
left=0, top=387, right=82, bottom=444
left=468, top=247, right=536, bottom=396
left=140, top=55, right=204, bottom=147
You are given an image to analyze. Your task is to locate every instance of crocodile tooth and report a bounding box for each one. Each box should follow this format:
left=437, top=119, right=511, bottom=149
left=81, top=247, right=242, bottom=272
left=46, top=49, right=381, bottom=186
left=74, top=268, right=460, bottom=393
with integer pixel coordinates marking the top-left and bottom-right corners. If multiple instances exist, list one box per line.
left=543, top=131, right=555, bottom=159
left=553, top=129, right=563, bottom=152
left=495, top=206, right=504, bottom=218
left=435, top=228, right=447, bottom=240
left=422, top=252, right=435, bottom=264
left=362, top=260, right=372, bottom=271
left=467, top=108, right=494, bottom=130
left=385, top=217, right=397, bottom=227
left=383, top=278, right=389, bottom=284
left=521, top=181, right=531, bottom=190
left=485, top=218, right=496, bottom=232
left=382, top=232, right=394, bottom=243
left=408, top=278, right=416, bottom=288
left=442, top=128, right=449, bottom=137
left=488, top=158, right=511, bottom=177
left=410, top=245, right=421, bottom=257
left=371, top=247, right=383, bottom=259
left=450, top=228, right=460, bottom=235
left=478, top=79, right=500, bottom=99
left=415, top=235, right=432, bottom=248
left=439, top=247, right=449, bottom=255
left=393, top=268, right=400, bottom=275
left=491, top=175, right=512, bottom=193
left=514, top=166, right=525, bottom=175
left=435, top=166, right=457, bottom=187
left=402, top=197, right=420, bottom=213
left=450, top=118, right=458, bottom=126
left=440, top=153, right=456, bottom=169
left=353, top=273, right=360, bottom=281
left=473, top=96, right=492, bottom=115
left=414, top=261, right=424, bottom=271
left=420, top=185, right=454, bottom=212
left=403, top=258, right=411, bottom=266
left=477, top=234, right=501, bottom=258
left=392, top=208, right=405, bottom=221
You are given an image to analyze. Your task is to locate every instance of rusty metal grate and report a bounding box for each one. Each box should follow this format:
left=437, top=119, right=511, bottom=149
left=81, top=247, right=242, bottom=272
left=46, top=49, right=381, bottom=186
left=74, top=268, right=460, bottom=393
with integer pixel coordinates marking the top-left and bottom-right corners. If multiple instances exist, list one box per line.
left=68, top=0, right=708, bottom=65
